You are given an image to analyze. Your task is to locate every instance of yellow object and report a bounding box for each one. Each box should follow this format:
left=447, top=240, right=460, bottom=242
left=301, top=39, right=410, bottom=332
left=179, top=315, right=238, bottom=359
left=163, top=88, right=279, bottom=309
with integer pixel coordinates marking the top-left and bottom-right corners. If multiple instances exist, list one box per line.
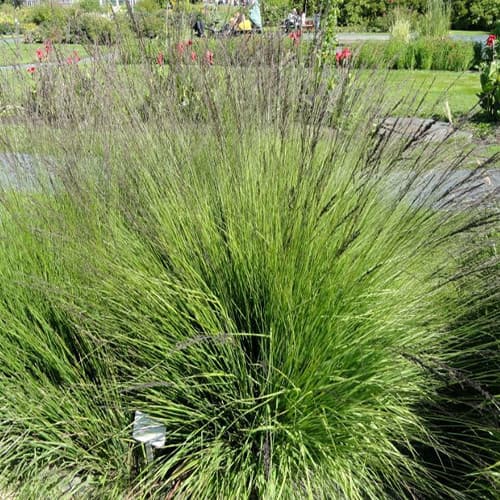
left=238, top=19, right=252, bottom=31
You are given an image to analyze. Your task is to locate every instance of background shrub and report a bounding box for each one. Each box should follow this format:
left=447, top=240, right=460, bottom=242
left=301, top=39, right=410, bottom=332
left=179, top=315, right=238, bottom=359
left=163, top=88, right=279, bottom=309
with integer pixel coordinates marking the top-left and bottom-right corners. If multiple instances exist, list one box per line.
left=0, top=20, right=15, bottom=35
left=134, top=0, right=163, bottom=13
left=400, top=41, right=416, bottom=69
left=441, top=38, right=475, bottom=71
left=22, top=8, right=117, bottom=45
left=0, top=5, right=17, bottom=34
left=25, top=4, right=72, bottom=26
left=116, top=31, right=158, bottom=64
left=383, top=39, right=406, bottom=69
left=77, top=0, right=103, bottom=13
left=133, top=11, right=165, bottom=39
left=77, top=13, right=117, bottom=44
left=21, top=5, right=74, bottom=43
left=355, top=40, right=386, bottom=68
left=430, top=36, right=452, bottom=70
left=414, top=37, right=434, bottom=69
left=262, top=0, right=290, bottom=27
left=353, top=38, right=475, bottom=71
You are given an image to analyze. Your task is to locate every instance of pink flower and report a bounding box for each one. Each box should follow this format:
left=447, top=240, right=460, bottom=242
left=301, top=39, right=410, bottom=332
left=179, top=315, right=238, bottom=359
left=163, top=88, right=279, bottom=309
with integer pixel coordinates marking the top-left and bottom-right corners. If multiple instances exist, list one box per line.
left=27, top=66, right=36, bottom=74
left=289, top=30, right=301, bottom=47
left=44, top=39, right=52, bottom=55
left=66, top=51, right=80, bottom=65
left=36, top=48, right=44, bottom=62
left=486, top=34, right=496, bottom=47
left=156, top=52, right=164, bottom=65
left=176, top=42, right=185, bottom=56
left=204, top=50, right=214, bottom=65
left=190, top=51, right=197, bottom=61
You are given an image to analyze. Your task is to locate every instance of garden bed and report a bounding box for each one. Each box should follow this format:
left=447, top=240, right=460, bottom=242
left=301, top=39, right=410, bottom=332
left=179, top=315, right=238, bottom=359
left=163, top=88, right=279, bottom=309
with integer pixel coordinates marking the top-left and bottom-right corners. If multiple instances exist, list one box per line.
left=0, top=21, right=498, bottom=499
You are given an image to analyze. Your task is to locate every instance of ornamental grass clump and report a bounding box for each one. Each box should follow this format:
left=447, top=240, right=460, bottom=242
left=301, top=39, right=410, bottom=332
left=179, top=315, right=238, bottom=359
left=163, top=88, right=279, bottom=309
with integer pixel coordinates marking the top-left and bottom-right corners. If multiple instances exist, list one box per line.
left=0, top=34, right=498, bottom=498
left=420, top=0, right=451, bottom=38
left=390, top=7, right=412, bottom=43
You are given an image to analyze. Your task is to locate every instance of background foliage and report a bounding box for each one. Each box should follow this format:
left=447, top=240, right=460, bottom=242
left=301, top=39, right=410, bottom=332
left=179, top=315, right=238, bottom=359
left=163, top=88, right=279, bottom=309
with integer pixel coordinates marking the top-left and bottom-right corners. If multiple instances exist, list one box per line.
left=283, top=0, right=496, bottom=30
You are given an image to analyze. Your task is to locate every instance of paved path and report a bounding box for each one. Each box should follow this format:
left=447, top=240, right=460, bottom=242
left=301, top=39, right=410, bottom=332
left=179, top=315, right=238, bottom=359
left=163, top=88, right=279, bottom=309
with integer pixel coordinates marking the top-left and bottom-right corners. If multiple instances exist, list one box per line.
left=0, top=36, right=22, bottom=44
left=0, top=38, right=112, bottom=71
left=303, top=32, right=489, bottom=44
left=384, top=168, right=499, bottom=210
left=0, top=152, right=497, bottom=208
left=0, top=54, right=109, bottom=71
left=378, top=117, right=474, bottom=143
left=449, top=34, right=489, bottom=43
left=0, top=57, right=96, bottom=71
left=0, top=153, right=43, bottom=191
left=337, top=33, right=390, bottom=42
left=336, top=33, right=488, bottom=44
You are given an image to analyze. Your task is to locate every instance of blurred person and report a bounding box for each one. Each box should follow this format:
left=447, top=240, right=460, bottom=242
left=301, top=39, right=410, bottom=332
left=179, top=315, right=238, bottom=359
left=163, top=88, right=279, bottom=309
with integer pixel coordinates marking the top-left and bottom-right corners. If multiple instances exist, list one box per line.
left=238, top=13, right=252, bottom=31
left=248, top=0, right=262, bottom=30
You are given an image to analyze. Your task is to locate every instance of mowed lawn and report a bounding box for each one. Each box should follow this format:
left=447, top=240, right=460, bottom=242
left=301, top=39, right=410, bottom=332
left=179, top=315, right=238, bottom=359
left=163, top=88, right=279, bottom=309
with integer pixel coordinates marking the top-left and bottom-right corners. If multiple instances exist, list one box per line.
left=0, top=56, right=492, bottom=158
left=0, top=40, right=483, bottom=122
left=0, top=41, right=89, bottom=66
left=381, top=69, right=480, bottom=118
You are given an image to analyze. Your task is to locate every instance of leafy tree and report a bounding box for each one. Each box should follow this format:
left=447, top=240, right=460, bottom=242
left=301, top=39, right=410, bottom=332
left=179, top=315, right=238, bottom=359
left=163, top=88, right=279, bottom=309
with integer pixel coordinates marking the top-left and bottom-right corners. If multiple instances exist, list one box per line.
left=468, top=0, right=498, bottom=30
left=262, top=0, right=292, bottom=26
left=335, top=1, right=425, bottom=28
left=292, top=0, right=496, bottom=30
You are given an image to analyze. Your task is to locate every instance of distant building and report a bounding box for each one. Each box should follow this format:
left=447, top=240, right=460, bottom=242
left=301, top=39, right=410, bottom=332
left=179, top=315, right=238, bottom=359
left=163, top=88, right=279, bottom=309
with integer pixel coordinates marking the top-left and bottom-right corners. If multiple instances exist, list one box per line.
left=23, top=0, right=137, bottom=7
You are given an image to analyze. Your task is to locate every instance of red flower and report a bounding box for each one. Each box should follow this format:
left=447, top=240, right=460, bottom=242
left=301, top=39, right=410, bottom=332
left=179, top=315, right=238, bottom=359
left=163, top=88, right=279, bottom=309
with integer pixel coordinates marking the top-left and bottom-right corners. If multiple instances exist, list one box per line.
left=27, top=66, right=36, bottom=74
left=204, top=50, right=214, bottom=65
left=190, top=51, right=197, bottom=61
left=186, top=39, right=193, bottom=46
left=36, top=48, right=44, bottom=62
left=342, top=47, right=352, bottom=59
left=336, top=47, right=352, bottom=65
left=486, top=34, right=496, bottom=47
left=156, top=52, right=164, bottom=65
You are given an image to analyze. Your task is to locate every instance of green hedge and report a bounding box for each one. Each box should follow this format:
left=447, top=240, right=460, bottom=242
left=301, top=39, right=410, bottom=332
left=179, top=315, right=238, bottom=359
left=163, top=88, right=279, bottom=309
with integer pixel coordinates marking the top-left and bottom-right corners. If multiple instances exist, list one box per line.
left=0, top=21, right=15, bottom=35
left=24, top=13, right=118, bottom=44
left=353, top=37, right=476, bottom=71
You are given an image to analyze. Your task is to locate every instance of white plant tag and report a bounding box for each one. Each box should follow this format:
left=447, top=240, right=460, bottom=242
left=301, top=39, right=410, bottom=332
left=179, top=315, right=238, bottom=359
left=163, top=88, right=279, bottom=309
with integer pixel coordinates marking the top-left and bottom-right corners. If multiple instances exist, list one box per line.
left=132, top=411, right=166, bottom=449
